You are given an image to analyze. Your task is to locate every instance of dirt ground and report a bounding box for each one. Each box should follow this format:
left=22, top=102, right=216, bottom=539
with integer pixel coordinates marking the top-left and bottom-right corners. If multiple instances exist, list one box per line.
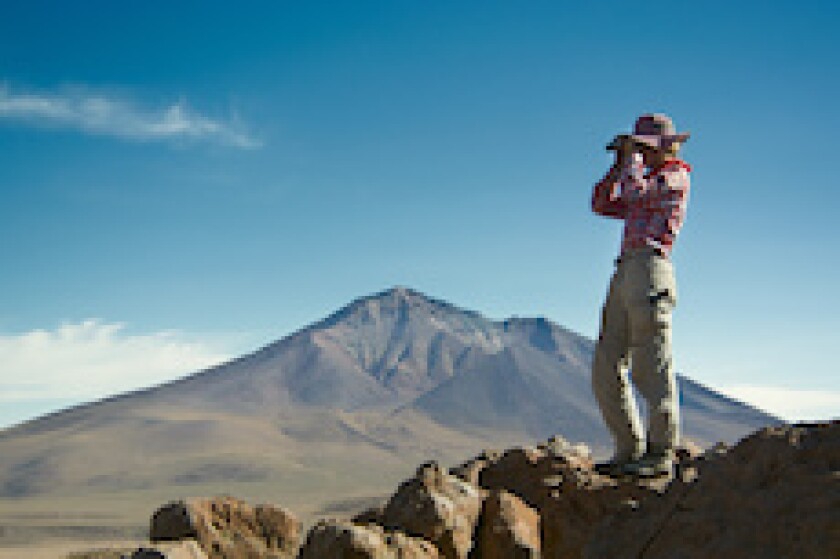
left=0, top=483, right=389, bottom=558
left=0, top=540, right=144, bottom=559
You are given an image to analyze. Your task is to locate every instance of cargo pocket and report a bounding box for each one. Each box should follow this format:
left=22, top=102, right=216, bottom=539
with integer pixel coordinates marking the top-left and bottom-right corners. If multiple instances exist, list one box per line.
left=648, top=257, right=677, bottom=309
left=627, top=289, right=673, bottom=346
left=648, top=288, right=675, bottom=329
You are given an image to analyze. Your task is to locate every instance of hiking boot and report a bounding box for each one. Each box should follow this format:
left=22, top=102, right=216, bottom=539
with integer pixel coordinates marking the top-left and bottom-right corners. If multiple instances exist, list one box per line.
left=621, top=450, right=675, bottom=478
left=594, top=451, right=643, bottom=477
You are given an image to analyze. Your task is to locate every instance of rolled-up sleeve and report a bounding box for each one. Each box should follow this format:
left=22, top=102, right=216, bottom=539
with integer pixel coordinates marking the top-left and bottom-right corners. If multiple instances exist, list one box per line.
left=591, top=168, right=625, bottom=218
left=592, top=153, right=645, bottom=219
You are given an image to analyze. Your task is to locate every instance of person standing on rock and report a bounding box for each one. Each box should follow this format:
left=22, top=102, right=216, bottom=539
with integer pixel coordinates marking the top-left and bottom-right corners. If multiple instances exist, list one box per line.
left=590, top=113, right=692, bottom=478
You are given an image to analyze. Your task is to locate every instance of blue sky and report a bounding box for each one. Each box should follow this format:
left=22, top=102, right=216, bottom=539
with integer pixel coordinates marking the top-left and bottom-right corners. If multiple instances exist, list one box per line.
left=1, top=1, right=838, bottom=428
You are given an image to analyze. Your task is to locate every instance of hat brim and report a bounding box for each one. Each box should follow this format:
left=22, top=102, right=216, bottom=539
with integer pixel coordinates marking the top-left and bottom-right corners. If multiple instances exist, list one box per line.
left=629, top=131, right=690, bottom=148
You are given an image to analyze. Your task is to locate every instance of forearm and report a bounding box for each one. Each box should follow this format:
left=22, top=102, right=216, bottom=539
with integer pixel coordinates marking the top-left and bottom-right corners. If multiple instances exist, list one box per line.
left=591, top=162, right=626, bottom=218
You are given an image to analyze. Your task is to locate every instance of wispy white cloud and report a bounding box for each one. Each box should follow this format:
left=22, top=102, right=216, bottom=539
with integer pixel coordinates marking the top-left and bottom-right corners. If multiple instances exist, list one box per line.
left=0, top=321, right=231, bottom=412
left=0, top=84, right=261, bottom=148
left=719, top=383, right=840, bottom=422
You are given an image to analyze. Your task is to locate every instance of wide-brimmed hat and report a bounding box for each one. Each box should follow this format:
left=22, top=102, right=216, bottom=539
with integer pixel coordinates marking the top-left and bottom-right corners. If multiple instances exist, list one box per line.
left=628, top=113, right=690, bottom=149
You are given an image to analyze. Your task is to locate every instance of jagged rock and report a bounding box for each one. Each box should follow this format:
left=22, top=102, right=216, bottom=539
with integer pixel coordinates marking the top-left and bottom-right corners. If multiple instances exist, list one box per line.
left=477, top=443, right=595, bottom=512
left=584, top=421, right=840, bottom=559
left=353, top=504, right=386, bottom=526
left=473, top=489, right=541, bottom=558
left=298, top=519, right=440, bottom=558
left=380, top=461, right=483, bottom=559
left=151, top=502, right=196, bottom=541
left=149, top=496, right=301, bottom=559
left=142, top=423, right=835, bottom=559
left=450, top=449, right=501, bottom=486
left=477, top=439, right=698, bottom=559
left=675, top=439, right=703, bottom=461
left=537, top=435, right=591, bottom=462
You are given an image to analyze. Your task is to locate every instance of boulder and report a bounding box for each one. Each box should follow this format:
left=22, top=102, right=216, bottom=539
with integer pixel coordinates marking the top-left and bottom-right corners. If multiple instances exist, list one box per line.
left=150, top=496, right=301, bottom=559
left=141, top=423, right=837, bottom=559
left=151, top=501, right=197, bottom=541
left=380, top=461, right=484, bottom=559
left=472, top=489, right=541, bottom=558
left=584, top=421, right=840, bottom=559
left=298, top=519, right=440, bottom=558
left=477, top=438, right=697, bottom=559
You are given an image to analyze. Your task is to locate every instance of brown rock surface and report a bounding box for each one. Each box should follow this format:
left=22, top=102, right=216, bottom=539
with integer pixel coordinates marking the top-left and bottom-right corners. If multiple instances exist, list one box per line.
left=298, top=519, right=440, bottom=558
left=133, top=422, right=836, bottom=559
left=352, top=504, right=386, bottom=526
left=585, top=421, right=840, bottom=559
left=149, top=496, right=301, bottom=559
left=473, top=489, right=541, bottom=558
left=380, top=461, right=483, bottom=559
left=477, top=438, right=697, bottom=559
left=450, top=449, right=501, bottom=487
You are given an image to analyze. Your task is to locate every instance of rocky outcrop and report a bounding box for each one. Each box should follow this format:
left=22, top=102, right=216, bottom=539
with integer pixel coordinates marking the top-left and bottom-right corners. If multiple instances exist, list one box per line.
left=450, top=449, right=501, bottom=486
left=298, top=520, right=440, bottom=558
left=475, top=436, right=697, bottom=559
left=370, top=424, right=840, bottom=559
left=584, top=421, right=840, bottom=559
left=119, top=420, right=835, bottom=559
left=150, top=496, right=301, bottom=559
left=380, top=461, right=484, bottom=559
left=472, top=489, right=541, bottom=558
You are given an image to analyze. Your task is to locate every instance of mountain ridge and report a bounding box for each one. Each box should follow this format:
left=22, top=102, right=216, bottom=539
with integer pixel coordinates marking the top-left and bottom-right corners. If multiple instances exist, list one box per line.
left=0, top=286, right=782, bottom=521
left=1, top=285, right=779, bottom=437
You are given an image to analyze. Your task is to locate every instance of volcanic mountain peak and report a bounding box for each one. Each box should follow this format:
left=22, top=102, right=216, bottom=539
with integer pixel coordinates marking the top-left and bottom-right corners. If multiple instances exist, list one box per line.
left=301, top=286, right=505, bottom=399
left=305, top=287, right=583, bottom=359
left=315, top=286, right=493, bottom=332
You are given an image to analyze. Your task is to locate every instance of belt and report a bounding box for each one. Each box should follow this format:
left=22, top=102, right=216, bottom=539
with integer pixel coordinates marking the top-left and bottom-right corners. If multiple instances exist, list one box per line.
left=615, top=246, right=667, bottom=265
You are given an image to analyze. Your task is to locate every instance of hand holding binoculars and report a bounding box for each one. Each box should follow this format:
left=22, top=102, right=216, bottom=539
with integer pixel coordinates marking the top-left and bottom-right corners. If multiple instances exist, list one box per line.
left=606, top=134, right=645, bottom=152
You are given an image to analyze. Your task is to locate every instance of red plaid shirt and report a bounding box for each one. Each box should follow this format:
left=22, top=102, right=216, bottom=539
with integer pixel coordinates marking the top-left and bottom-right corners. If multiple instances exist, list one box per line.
left=592, top=152, right=692, bottom=258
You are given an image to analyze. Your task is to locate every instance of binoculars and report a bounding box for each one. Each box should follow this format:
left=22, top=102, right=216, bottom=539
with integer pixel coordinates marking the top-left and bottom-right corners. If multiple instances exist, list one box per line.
left=605, top=134, right=646, bottom=152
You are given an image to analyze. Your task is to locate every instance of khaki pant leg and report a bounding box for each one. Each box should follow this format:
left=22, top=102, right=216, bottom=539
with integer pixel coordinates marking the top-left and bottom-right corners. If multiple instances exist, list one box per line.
left=591, top=267, right=646, bottom=459
left=625, top=255, right=680, bottom=452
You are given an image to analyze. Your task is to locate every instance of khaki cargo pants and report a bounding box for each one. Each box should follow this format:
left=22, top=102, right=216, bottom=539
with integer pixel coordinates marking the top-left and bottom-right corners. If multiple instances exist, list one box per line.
left=592, top=247, right=680, bottom=459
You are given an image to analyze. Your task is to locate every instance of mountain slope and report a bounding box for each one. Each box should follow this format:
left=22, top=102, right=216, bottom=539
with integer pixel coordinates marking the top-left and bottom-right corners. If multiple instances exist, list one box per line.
left=406, top=314, right=776, bottom=446
left=0, top=286, right=781, bottom=519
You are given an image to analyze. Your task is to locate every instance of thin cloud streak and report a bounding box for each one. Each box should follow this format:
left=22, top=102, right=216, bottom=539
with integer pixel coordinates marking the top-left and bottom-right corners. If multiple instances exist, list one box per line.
left=0, top=320, right=231, bottom=407
left=0, top=84, right=261, bottom=148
